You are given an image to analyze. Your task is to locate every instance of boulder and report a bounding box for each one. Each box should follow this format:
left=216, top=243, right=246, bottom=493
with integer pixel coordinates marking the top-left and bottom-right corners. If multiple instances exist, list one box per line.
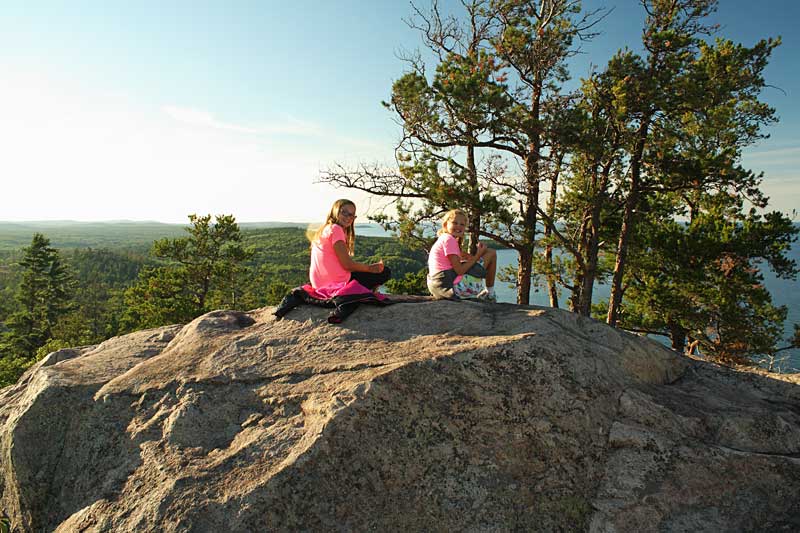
left=1, top=302, right=798, bottom=532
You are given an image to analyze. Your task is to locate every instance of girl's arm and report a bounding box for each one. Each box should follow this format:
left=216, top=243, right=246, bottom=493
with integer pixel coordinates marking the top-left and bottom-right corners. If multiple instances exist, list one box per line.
left=447, top=244, right=485, bottom=275
left=333, top=240, right=384, bottom=273
left=460, top=242, right=487, bottom=261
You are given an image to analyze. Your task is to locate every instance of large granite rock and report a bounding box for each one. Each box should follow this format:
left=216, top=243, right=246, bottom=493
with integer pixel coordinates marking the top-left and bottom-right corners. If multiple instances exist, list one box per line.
left=1, top=301, right=798, bottom=532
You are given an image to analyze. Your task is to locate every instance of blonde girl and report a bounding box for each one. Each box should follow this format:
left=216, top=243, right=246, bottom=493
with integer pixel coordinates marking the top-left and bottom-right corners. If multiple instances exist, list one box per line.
left=427, top=209, right=497, bottom=300
left=309, top=199, right=390, bottom=292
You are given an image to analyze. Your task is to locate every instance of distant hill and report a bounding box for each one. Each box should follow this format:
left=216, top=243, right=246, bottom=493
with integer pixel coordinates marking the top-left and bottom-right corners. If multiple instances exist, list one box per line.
left=238, top=221, right=309, bottom=229
left=0, top=221, right=187, bottom=250
left=0, top=221, right=387, bottom=251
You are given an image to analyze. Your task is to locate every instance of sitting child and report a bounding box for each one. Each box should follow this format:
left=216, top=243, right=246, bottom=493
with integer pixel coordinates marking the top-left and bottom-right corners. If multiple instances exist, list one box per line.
left=427, top=209, right=497, bottom=301
left=273, top=198, right=392, bottom=323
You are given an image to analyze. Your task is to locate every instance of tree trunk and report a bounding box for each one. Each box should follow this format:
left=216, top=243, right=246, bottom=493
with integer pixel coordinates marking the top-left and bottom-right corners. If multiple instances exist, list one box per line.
left=606, top=187, right=637, bottom=327
left=468, top=223, right=481, bottom=255
left=570, top=205, right=591, bottom=313
left=607, top=117, right=650, bottom=327
left=569, top=275, right=582, bottom=312
left=198, top=275, right=210, bottom=313
left=578, top=241, right=598, bottom=316
left=544, top=154, right=561, bottom=308
left=518, top=174, right=540, bottom=305
left=578, top=188, right=604, bottom=316
left=517, top=247, right=533, bottom=305
left=517, top=81, right=543, bottom=306
left=466, top=144, right=481, bottom=255
left=545, top=245, right=558, bottom=308
left=580, top=159, right=614, bottom=316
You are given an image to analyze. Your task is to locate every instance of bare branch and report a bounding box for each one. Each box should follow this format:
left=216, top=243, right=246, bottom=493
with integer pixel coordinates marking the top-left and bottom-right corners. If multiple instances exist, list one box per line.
left=318, top=163, right=428, bottom=199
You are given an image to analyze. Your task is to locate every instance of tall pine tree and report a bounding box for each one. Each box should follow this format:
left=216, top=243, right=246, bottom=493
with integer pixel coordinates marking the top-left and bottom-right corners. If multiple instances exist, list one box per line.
left=2, top=233, right=75, bottom=359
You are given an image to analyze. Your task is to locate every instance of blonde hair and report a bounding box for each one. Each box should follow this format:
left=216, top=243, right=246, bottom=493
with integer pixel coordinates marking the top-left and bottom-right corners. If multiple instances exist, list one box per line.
left=437, top=208, right=468, bottom=249
left=311, top=199, right=356, bottom=254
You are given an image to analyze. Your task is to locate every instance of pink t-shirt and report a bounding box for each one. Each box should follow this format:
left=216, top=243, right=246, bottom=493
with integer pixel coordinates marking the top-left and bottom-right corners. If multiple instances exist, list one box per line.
left=428, top=233, right=462, bottom=278
left=310, top=224, right=350, bottom=288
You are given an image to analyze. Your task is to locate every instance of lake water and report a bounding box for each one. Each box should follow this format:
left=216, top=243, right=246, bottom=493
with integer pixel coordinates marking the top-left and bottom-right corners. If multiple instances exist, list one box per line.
left=358, top=223, right=800, bottom=372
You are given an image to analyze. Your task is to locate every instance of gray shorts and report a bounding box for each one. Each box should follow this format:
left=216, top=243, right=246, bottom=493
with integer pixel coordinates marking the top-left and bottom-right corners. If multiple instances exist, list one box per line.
left=427, top=262, right=486, bottom=299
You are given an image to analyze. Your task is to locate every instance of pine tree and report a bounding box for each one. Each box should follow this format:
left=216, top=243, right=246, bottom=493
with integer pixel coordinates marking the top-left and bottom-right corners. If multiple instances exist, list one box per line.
left=620, top=199, right=798, bottom=363
left=2, top=233, right=75, bottom=359
left=121, top=214, right=253, bottom=328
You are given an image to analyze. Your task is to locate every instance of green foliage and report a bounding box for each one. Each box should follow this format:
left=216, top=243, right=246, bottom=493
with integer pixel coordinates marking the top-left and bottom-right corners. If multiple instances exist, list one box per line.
left=0, top=238, right=143, bottom=386
left=594, top=1, right=789, bottom=359
left=68, top=247, right=147, bottom=286
left=64, top=248, right=147, bottom=342
left=385, top=269, right=428, bottom=296
left=1, top=233, right=75, bottom=359
left=264, top=281, right=292, bottom=306
left=121, top=214, right=253, bottom=329
left=35, top=338, right=74, bottom=360
left=386, top=48, right=512, bottom=251
left=152, top=214, right=253, bottom=308
left=620, top=203, right=798, bottom=364
left=121, top=267, right=195, bottom=329
left=0, top=355, right=35, bottom=389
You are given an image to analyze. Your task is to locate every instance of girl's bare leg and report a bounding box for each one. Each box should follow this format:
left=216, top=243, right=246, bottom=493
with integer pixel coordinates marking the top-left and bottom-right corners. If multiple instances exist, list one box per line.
left=484, top=248, right=497, bottom=288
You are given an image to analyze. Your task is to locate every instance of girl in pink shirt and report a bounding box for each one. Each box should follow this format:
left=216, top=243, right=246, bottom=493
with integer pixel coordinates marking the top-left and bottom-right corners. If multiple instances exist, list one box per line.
left=309, top=199, right=390, bottom=294
left=427, top=209, right=497, bottom=300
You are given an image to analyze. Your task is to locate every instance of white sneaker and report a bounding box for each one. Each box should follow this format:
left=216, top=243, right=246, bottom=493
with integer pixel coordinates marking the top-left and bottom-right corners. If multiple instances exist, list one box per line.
left=476, top=289, right=496, bottom=302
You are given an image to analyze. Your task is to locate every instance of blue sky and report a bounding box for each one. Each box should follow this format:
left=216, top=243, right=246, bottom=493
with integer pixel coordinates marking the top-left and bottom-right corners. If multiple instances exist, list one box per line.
left=1, top=0, right=797, bottom=223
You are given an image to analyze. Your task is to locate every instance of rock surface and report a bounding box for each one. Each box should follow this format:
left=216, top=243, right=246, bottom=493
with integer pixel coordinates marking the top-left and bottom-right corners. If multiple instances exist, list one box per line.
left=1, top=301, right=799, bottom=532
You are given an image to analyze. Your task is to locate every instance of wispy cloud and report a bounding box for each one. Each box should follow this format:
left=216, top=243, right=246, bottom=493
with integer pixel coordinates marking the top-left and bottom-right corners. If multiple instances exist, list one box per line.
left=258, top=115, right=324, bottom=136
left=163, top=105, right=259, bottom=133
left=162, top=105, right=388, bottom=154
left=162, top=105, right=323, bottom=136
left=745, top=145, right=800, bottom=159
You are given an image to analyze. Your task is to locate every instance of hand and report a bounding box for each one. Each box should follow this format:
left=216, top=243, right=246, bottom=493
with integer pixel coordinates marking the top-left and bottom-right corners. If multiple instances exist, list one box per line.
left=368, top=260, right=384, bottom=273
left=476, top=242, right=487, bottom=257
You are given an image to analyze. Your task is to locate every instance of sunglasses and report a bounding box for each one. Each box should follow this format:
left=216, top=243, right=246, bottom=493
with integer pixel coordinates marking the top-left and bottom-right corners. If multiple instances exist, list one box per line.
left=340, top=210, right=357, bottom=219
